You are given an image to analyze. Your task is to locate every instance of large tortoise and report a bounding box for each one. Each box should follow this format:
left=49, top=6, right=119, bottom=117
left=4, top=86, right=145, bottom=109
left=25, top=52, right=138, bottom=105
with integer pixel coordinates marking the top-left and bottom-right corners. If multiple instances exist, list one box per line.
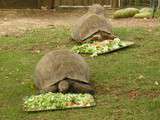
left=71, top=4, right=116, bottom=43
left=34, top=50, right=94, bottom=94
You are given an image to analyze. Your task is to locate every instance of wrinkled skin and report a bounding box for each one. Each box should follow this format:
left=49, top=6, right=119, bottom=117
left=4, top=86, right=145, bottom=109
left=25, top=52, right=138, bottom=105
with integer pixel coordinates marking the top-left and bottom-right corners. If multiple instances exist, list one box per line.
left=43, top=78, right=95, bottom=95
left=86, top=31, right=116, bottom=43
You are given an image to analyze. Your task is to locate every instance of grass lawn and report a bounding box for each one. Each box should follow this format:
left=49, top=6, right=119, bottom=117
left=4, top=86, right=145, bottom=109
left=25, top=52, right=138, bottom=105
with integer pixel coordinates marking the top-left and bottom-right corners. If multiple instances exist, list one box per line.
left=0, top=26, right=160, bottom=120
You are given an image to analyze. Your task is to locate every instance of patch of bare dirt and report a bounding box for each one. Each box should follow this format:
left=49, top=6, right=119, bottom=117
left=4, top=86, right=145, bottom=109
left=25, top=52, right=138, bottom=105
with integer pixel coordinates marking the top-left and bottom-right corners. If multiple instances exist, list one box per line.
left=0, top=9, right=159, bottom=37
left=95, top=81, right=160, bottom=99
left=111, top=18, right=159, bottom=29
left=95, top=83, right=125, bottom=97
left=144, top=91, right=160, bottom=99
left=0, top=9, right=83, bottom=36
left=128, top=89, right=140, bottom=100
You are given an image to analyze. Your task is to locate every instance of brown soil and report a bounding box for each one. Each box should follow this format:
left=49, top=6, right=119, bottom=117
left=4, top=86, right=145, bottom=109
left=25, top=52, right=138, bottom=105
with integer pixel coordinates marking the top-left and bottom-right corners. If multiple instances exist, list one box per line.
left=0, top=9, right=159, bottom=36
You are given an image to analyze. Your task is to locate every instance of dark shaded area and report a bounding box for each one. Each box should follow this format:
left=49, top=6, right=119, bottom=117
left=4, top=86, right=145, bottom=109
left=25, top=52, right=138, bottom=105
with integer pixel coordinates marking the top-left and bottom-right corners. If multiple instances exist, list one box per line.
left=0, top=0, right=38, bottom=9
left=0, top=0, right=111, bottom=9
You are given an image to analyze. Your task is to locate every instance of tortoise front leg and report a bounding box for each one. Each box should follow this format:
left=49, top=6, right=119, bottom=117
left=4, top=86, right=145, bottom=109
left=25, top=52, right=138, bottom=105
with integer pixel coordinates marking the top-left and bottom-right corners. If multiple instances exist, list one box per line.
left=71, top=82, right=95, bottom=95
left=100, top=31, right=116, bottom=40
left=43, top=84, right=58, bottom=93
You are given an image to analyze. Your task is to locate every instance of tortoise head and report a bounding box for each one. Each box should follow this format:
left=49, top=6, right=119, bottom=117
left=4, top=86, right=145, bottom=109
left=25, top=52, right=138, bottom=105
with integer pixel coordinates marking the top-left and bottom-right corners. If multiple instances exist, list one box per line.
left=58, top=80, right=70, bottom=93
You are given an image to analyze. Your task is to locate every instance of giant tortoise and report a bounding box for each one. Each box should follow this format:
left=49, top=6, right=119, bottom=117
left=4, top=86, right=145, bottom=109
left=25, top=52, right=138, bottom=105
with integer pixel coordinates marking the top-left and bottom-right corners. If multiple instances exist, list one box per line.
left=71, top=4, right=116, bottom=43
left=34, top=50, right=94, bottom=94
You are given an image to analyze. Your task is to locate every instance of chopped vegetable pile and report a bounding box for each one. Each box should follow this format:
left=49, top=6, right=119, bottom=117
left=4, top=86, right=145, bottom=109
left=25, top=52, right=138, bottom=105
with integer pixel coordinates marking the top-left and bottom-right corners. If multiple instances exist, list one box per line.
left=72, top=38, right=128, bottom=57
left=23, top=93, right=95, bottom=111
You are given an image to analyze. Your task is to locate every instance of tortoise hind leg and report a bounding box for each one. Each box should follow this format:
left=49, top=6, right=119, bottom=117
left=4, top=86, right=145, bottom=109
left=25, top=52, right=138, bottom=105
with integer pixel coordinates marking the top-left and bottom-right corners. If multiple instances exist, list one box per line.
left=70, top=81, right=95, bottom=95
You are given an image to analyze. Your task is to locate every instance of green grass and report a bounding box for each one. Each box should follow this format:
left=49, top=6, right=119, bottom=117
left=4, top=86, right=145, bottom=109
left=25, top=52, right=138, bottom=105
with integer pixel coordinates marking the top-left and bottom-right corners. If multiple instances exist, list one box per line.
left=0, top=26, right=160, bottom=120
left=155, top=9, right=160, bottom=18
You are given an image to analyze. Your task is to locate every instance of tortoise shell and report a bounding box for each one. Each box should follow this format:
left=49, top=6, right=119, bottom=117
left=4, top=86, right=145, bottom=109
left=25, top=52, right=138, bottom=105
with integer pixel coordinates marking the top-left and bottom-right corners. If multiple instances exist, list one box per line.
left=71, top=4, right=114, bottom=42
left=34, top=50, right=90, bottom=90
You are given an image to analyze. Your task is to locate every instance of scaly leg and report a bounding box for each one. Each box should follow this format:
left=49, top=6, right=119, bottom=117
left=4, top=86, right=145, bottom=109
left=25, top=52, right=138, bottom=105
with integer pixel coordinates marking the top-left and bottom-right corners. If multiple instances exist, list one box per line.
left=70, top=81, right=95, bottom=95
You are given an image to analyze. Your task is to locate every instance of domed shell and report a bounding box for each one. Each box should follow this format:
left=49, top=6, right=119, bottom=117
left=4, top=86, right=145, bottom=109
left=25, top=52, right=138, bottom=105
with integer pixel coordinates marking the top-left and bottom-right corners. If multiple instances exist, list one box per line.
left=71, top=4, right=113, bottom=42
left=34, top=50, right=90, bottom=90
left=88, top=4, right=105, bottom=15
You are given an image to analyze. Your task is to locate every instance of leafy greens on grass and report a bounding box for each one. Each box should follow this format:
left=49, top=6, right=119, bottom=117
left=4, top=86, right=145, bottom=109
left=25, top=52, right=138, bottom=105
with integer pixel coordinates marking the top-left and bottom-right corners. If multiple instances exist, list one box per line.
left=72, top=38, right=130, bottom=57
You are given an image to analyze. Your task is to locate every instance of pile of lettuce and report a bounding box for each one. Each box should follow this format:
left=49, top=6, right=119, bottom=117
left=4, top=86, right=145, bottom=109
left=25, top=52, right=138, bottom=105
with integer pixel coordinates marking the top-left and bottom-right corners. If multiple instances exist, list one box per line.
left=23, top=92, right=95, bottom=111
left=72, top=38, right=126, bottom=57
